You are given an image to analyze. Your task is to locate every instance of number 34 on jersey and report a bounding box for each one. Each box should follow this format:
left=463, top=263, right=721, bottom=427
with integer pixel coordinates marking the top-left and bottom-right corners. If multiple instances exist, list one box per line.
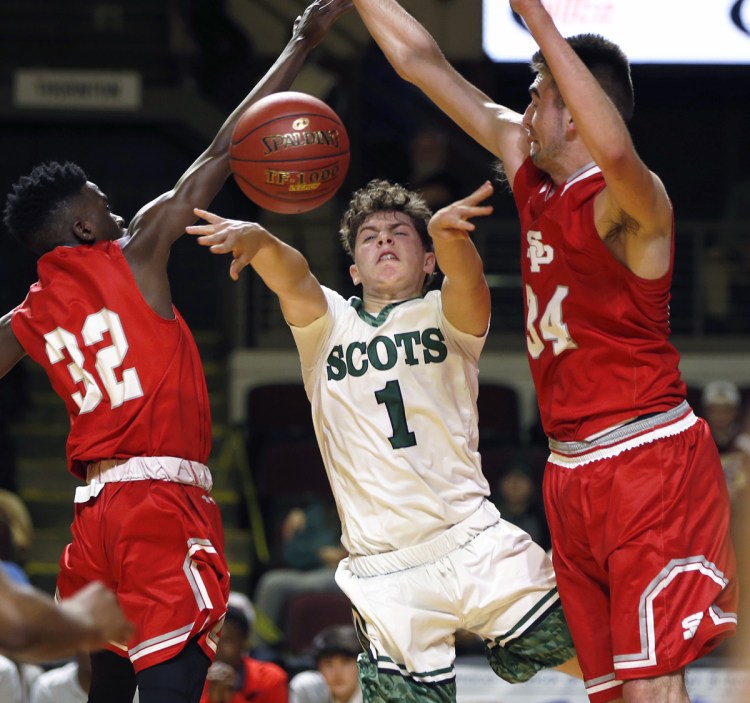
left=525, top=229, right=577, bottom=359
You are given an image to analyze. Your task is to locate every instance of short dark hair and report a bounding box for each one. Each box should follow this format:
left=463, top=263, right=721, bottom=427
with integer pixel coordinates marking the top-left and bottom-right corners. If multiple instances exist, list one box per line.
left=3, top=161, right=88, bottom=254
left=224, top=605, right=250, bottom=637
left=531, top=34, right=634, bottom=121
left=312, top=624, right=362, bottom=663
left=339, top=179, right=433, bottom=258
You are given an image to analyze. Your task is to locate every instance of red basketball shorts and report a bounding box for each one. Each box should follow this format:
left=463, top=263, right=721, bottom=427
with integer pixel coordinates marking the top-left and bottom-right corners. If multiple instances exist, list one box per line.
left=57, top=479, right=230, bottom=672
left=543, top=404, right=737, bottom=703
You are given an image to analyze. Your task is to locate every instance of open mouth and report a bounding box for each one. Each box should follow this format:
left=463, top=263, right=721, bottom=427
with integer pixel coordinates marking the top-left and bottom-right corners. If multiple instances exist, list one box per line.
left=378, top=253, right=397, bottom=262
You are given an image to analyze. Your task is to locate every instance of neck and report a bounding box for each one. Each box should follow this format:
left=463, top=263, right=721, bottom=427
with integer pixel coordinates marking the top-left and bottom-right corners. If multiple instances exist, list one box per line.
left=361, top=287, right=423, bottom=314
left=546, top=146, right=595, bottom=187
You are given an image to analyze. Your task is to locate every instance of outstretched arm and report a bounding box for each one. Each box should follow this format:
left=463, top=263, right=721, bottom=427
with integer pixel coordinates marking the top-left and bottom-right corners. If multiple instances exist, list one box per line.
left=512, top=0, right=672, bottom=278
left=0, top=573, right=133, bottom=662
left=187, top=209, right=327, bottom=328
left=428, top=182, right=494, bottom=336
left=123, top=0, right=351, bottom=312
left=353, top=0, right=528, bottom=183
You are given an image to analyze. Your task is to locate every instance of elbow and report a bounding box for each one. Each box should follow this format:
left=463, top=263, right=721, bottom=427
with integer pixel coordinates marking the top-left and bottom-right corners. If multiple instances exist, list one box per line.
left=594, top=134, right=636, bottom=176
left=596, top=150, right=631, bottom=182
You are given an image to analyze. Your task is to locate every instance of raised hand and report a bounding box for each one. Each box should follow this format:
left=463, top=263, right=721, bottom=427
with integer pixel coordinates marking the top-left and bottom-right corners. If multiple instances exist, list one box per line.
left=293, top=0, right=353, bottom=48
left=427, top=181, right=495, bottom=242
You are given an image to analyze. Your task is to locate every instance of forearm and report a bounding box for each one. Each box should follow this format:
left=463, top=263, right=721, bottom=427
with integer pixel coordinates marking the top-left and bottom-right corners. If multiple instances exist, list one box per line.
left=1, top=587, right=96, bottom=660
left=353, top=0, right=440, bottom=83
left=520, top=3, right=633, bottom=165
left=434, top=236, right=486, bottom=292
left=251, top=235, right=316, bottom=298
left=211, top=37, right=316, bottom=160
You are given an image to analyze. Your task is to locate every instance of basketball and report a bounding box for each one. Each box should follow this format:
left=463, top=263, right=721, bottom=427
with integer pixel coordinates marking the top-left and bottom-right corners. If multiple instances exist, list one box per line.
left=230, top=91, right=350, bottom=214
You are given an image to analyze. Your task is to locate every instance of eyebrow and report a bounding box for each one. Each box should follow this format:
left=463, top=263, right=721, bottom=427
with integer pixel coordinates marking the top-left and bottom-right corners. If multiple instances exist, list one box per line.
left=358, top=220, right=407, bottom=235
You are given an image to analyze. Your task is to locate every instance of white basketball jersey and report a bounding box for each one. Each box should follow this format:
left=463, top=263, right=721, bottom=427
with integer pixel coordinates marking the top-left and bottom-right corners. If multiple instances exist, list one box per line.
left=290, top=287, right=490, bottom=556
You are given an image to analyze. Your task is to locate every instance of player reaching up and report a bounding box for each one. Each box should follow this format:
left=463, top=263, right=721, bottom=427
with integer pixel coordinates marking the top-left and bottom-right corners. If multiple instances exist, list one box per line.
left=350, top=0, right=737, bottom=701
left=0, top=2, right=350, bottom=702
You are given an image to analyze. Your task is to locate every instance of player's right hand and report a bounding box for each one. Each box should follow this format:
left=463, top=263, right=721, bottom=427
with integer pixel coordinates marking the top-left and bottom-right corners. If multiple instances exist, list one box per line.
left=59, top=581, right=134, bottom=649
left=293, top=0, right=353, bottom=49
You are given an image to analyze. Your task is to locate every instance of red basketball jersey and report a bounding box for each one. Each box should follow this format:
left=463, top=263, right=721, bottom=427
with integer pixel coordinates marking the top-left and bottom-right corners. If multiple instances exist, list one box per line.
left=11, top=240, right=211, bottom=478
left=513, top=159, right=685, bottom=441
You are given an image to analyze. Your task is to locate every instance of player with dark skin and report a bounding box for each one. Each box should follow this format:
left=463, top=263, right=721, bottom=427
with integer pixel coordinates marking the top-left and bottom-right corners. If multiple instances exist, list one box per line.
left=0, top=0, right=351, bottom=355
left=0, top=568, right=133, bottom=662
left=0, top=2, right=351, bottom=702
left=351, top=2, right=735, bottom=703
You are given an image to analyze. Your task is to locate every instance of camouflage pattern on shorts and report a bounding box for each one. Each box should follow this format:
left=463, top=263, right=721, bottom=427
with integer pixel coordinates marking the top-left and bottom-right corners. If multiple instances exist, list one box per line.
left=357, top=653, right=457, bottom=703
left=485, top=600, right=575, bottom=683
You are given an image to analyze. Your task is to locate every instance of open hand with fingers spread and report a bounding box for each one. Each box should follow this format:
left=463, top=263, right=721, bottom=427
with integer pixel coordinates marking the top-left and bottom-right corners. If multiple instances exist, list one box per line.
left=427, top=181, right=494, bottom=243
left=187, top=208, right=271, bottom=281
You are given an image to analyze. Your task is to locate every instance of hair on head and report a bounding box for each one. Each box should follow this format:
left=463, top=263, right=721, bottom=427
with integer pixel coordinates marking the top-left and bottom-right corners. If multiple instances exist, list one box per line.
left=3, top=161, right=88, bottom=253
left=312, top=624, right=362, bottom=663
left=224, top=605, right=251, bottom=637
left=531, top=33, right=634, bottom=121
left=338, top=179, right=433, bottom=258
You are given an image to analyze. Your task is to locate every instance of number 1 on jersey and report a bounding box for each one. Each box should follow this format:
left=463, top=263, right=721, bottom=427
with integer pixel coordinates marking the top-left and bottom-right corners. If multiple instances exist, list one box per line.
left=375, top=380, right=416, bottom=449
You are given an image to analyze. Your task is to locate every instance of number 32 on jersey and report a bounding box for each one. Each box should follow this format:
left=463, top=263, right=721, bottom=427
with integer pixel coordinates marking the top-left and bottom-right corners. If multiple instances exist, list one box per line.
left=43, top=308, right=144, bottom=414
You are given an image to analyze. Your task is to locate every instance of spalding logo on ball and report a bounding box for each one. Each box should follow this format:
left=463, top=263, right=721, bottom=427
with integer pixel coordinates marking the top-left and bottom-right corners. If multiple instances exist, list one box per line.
left=230, top=91, right=350, bottom=214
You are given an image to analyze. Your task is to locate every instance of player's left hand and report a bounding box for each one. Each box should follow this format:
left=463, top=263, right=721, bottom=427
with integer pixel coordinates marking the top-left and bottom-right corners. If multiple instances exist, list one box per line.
left=427, top=181, right=494, bottom=242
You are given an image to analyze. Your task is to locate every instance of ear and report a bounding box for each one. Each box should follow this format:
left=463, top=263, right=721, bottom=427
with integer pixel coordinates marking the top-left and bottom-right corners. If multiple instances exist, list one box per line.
left=349, top=263, right=361, bottom=286
left=72, top=218, right=95, bottom=244
left=423, top=251, right=436, bottom=275
left=563, top=107, right=576, bottom=137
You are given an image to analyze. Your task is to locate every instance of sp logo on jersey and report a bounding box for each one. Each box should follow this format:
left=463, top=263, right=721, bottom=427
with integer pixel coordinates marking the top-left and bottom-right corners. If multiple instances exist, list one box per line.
left=682, top=611, right=704, bottom=640
left=526, top=230, right=554, bottom=272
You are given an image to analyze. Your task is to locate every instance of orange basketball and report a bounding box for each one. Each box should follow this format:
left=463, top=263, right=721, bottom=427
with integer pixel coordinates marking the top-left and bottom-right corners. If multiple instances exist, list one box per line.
left=230, top=91, right=350, bottom=214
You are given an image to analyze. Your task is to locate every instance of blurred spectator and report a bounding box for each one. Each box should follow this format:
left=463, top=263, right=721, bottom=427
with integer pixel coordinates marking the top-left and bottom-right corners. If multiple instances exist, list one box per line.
left=0, top=363, right=30, bottom=492
left=701, top=381, right=750, bottom=500
left=0, top=654, right=42, bottom=703
left=0, top=551, right=42, bottom=703
left=200, top=597, right=288, bottom=703
left=289, top=625, right=362, bottom=703
left=29, top=650, right=140, bottom=703
left=489, top=461, right=550, bottom=552
left=0, top=489, right=34, bottom=579
left=30, top=652, right=90, bottom=703
left=252, top=501, right=346, bottom=650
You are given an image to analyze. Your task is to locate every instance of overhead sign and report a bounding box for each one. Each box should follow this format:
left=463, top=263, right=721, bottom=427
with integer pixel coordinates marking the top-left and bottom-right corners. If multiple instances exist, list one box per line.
left=483, top=1, right=750, bottom=64
left=13, top=70, right=142, bottom=110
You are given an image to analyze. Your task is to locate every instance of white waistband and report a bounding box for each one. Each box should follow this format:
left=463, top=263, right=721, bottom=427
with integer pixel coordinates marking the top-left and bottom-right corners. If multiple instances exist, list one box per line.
left=347, top=500, right=500, bottom=577
left=548, top=401, right=696, bottom=469
left=85, top=456, right=213, bottom=491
